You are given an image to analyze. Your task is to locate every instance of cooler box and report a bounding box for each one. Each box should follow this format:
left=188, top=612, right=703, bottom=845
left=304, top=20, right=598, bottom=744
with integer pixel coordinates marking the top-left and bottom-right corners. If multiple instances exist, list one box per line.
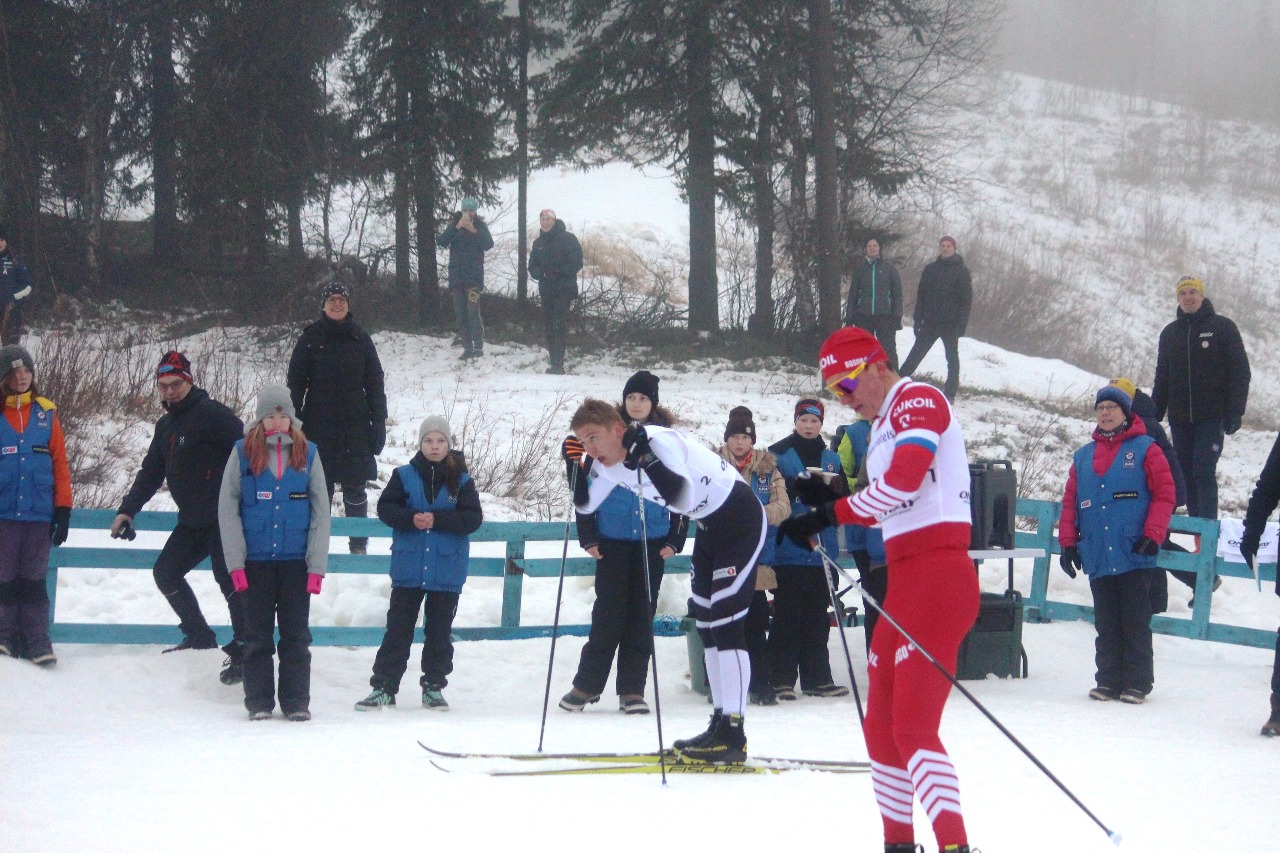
left=956, top=590, right=1026, bottom=680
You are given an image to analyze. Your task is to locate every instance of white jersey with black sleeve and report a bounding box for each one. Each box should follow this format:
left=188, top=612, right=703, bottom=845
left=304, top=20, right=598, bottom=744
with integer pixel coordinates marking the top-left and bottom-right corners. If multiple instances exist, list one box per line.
left=578, top=426, right=737, bottom=520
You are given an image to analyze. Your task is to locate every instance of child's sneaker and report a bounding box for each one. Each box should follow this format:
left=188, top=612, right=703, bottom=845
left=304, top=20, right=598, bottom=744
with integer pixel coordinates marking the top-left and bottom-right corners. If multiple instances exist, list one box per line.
left=558, top=688, right=600, bottom=711
left=29, top=651, right=57, bottom=668
left=1117, top=688, right=1147, bottom=705
left=422, top=685, right=449, bottom=711
left=619, top=695, right=650, bottom=715
left=355, top=688, right=396, bottom=711
left=1088, top=686, right=1117, bottom=701
left=803, top=684, right=849, bottom=698
left=285, top=709, right=311, bottom=722
left=248, top=710, right=273, bottom=721
left=773, top=685, right=798, bottom=701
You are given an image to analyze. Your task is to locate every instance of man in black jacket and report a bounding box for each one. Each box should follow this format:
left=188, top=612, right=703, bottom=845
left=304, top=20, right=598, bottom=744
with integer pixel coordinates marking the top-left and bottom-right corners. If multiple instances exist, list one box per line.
left=528, top=209, right=583, bottom=375
left=843, top=238, right=903, bottom=369
left=287, top=282, right=388, bottom=554
left=111, top=352, right=247, bottom=678
left=898, top=235, right=972, bottom=401
left=1152, top=276, right=1250, bottom=525
left=437, top=198, right=494, bottom=361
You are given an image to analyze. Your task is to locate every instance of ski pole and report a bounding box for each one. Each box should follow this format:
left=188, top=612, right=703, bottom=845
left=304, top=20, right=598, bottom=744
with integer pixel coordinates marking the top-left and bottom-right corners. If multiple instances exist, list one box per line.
left=813, top=543, right=1122, bottom=846
left=537, top=462, right=578, bottom=753
left=636, top=465, right=668, bottom=785
left=816, top=548, right=866, bottom=726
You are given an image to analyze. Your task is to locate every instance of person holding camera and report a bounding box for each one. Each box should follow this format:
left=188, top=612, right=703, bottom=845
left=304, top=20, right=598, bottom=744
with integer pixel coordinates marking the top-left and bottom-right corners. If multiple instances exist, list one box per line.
left=437, top=198, right=494, bottom=361
left=111, top=351, right=247, bottom=682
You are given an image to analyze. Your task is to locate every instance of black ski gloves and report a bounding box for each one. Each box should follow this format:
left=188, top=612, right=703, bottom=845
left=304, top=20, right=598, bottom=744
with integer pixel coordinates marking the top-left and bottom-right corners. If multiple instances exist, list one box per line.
left=1131, top=536, right=1160, bottom=557
left=1060, top=545, right=1082, bottom=578
left=371, top=420, right=387, bottom=455
left=776, top=504, right=838, bottom=551
left=50, top=506, right=71, bottom=547
left=622, top=424, right=657, bottom=469
left=1225, top=414, right=1243, bottom=436
left=792, top=471, right=843, bottom=507
left=1240, top=532, right=1260, bottom=571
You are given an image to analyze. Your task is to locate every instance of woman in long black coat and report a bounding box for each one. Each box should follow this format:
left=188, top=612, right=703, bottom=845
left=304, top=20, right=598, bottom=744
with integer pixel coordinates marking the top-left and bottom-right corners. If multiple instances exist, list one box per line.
left=287, top=281, right=388, bottom=553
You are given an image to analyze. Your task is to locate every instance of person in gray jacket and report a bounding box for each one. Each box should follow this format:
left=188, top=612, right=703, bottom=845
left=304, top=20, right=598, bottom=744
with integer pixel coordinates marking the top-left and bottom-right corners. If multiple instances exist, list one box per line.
left=843, top=238, right=903, bottom=369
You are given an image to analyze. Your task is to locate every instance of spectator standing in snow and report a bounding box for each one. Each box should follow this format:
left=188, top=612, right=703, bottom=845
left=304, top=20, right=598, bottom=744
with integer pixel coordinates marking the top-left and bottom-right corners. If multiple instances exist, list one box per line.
left=777, top=326, right=980, bottom=853
left=437, top=198, right=494, bottom=361
left=218, top=386, right=329, bottom=721
left=564, top=398, right=767, bottom=763
left=1238, top=431, right=1280, bottom=736
left=0, top=227, right=33, bottom=345
left=559, top=371, right=687, bottom=715
left=0, top=346, right=71, bottom=666
left=1058, top=385, right=1175, bottom=705
left=528, top=209, right=583, bottom=375
left=287, top=281, right=388, bottom=555
left=898, top=235, right=972, bottom=401
left=833, top=415, right=888, bottom=655
left=767, top=398, right=849, bottom=701
left=111, top=351, right=247, bottom=681
left=355, top=416, right=483, bottom=712
left=716, top=405, right=789, bottom=706
left=1151, top=276, right=1250, bottom=590
left=843, top=238, right=903, bottom=369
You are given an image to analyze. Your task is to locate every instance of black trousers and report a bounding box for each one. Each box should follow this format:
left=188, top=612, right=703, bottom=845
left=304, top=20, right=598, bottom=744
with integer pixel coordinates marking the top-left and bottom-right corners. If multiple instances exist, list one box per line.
left=1170, top=420, right=1224, bottom=522
left=242, top=559, right=312, bottom=714
left=539, top=283, right=574, bottom=370
left=371, top=587, right=461, bottom=692
left=1090, top=568, right=1156, bottom=694
left=849, top=314, right=900, bottom=370
left=770, top=564, right=835, bottom=689
left=743, top=590, right=772, bottom=693
left=326, top=477, right=369, bottom=547
left=899, top=328, right=960, bottom=400
left=573, top=540, right=664, bottom=696
left=690, top=481, right=766, bottom=652
left=1273, top=626, right=1280, bottom=696
left=851, top=550, right=889, bottom=658
left=154, top=523, right=245, bottom=646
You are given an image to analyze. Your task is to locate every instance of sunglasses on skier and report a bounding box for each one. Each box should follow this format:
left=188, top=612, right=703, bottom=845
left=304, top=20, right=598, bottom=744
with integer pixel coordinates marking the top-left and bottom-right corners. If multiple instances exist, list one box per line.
left=825, top=364, right=868, bottom=396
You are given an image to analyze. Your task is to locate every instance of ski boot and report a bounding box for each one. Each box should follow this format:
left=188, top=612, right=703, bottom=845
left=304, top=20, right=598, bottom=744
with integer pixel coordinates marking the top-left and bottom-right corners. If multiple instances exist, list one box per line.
left=884, top=845, right=923, bottom=853
left=672, top=710, right=722, bottom=752
left=675, top=712, right=746, bottom=764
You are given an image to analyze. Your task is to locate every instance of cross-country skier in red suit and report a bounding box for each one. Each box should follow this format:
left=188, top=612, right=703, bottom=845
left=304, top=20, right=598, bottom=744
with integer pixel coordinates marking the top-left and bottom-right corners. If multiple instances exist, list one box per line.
left=778, top=326, right=979, bottom=853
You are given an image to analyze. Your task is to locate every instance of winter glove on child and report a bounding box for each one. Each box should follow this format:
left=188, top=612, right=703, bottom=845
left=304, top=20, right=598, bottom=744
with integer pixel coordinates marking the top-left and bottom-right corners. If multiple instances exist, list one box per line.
left=1224, top=415, right=1243, bottom=436
left=621, top=424, right=658, bottom=469
left=1131, top=536, right=1160, bottom=557
left=793, top=472, right=842, bottom=507
left=776, top=505, right=838, bottom=551
left=50, top=506, right=71, bottom=546
left=1240, top=533, right=1260, bottom=571
left=561, top=435, right=585, bottom=465
left=307, top=574, right=323, bottom=595
left=1059, top=546, right=1082, bottom=579
left=371, top=420, right=387, bottom=455
left=230, top=569, right=249, bottom=593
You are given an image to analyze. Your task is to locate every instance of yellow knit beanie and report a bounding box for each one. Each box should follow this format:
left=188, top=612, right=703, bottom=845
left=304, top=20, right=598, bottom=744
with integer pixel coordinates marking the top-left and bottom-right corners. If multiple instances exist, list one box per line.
left=1109, top=377, right=1138, bottom=399
left=1174, top=275, right=1204, bottom=295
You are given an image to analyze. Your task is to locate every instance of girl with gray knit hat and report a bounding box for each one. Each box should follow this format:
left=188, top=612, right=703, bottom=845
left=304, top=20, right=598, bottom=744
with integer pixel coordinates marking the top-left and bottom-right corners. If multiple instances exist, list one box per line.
left=356, top=415, right=482, bottom=712
left=218, top=384, right=330, bottom=721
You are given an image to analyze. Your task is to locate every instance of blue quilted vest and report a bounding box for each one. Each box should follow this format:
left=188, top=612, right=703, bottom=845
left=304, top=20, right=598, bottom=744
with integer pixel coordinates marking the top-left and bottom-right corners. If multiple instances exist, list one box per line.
left=0, top=399, right=57, bottom=523
left=773, top=445, right=840, bottom=567
left=237, top=439, right=317, bottom=562
left=1072, top=436, right=1156, bottom=578
left=388, top=464, right=472, bottom=593
left=594, top=484, right=671, bottom=541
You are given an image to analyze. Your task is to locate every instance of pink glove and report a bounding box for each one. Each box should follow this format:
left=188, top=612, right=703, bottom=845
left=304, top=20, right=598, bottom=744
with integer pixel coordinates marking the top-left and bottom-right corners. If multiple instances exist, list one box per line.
left=230, top=569, right=248, bottom=592
left=307, top=573, right=323, bottom=595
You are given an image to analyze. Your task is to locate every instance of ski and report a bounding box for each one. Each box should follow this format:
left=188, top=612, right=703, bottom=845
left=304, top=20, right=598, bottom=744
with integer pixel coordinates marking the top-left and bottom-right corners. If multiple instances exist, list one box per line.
left=418, top=742, right=869, bottom=771
left=429, top=757, right=868, bottom=776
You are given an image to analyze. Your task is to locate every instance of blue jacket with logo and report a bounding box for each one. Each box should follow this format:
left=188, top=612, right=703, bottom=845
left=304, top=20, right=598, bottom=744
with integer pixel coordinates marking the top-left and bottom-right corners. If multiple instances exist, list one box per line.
left=238, top=440, right=317, bottom=561
left=378, top=452, right=483, bottom=594
left=0, top=397, right=56, bottom=522
left=769, top=439, right=841, bottom=567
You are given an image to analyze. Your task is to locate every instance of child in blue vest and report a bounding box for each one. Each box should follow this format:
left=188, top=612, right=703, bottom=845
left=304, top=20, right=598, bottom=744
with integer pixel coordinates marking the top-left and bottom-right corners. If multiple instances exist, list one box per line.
left=218, top=386, right=330, bottom=721
left=767, top=398, right=849, bottom=700
left=717, top=406, right=790, bottom=705
left=356, top=416, right=482, bottom=711
left=1059, top=386, right=1175, bottom=704
left=559, top=370, right=687, bottom=714
left=834, top=416, right=888, bottom=656
left=0, top=345, right=72, bottom=666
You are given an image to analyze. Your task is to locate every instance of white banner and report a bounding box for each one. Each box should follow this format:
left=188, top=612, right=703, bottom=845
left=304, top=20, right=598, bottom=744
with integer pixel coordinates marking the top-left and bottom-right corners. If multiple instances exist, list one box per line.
left=1217, top=518, right=1279, bottom=566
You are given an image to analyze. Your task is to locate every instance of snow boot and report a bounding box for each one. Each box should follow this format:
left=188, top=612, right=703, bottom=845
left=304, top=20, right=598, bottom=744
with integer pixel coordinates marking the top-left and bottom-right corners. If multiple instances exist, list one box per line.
left=1262, top=692, right=1280, bottom=737
left=355, top=688, right=396, bottom=711
left=248, top=710, right=273, bottom=721
left=0, top=642, right=11, bottom=657
left=162, top=635, right=219, bottom=654
left=558, top=688, right=600, bottom=711
left=29, top=651, right=57, bottom=668
left=749, top=689, right=778, bottom=706
left=219, top=642, right=245, bottom=685
left=422, top=685, right=449, bottom=711
left=284, top=709, right=311, bottom=722
left=676, top=712, right=747, bottom=764
left=803, top=683, right=850, bottom=698
left=673, top=710, right=722, bottom=752
left=619, top=695, right=650, bottom=715
left=1088, top=686, right=1117, bottom=701
left=1118, top=688, right=1147, bottom=705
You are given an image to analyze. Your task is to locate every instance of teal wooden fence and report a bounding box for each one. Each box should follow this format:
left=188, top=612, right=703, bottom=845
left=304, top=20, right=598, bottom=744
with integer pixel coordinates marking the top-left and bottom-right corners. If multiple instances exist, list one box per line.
left=44, top=503, right=1279, bottom=648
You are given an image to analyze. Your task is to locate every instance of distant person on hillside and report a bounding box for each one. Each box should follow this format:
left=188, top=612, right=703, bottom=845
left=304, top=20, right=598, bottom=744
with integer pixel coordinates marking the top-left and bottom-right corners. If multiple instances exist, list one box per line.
left=287, top=282, right=388, bottom=555
left=437, top=198, right=494, bottom=361
left=1152, top=276, right=1250, bottom=571
left=558, top=371, right=687, bottom=715
left=1059, top=385, right=1175, bottom=705
left=843, top=238, right=903, bottom=369
left=355, top=416, right=483, bottom=712
left=898, top=235, right=972, bottom=401
left=528, top=209, right=583, bottom=375
left=218, top=386, right=330, bottom=721
left=1237, top=430, right=1280, bottom=737
left=0, top=346, right=71, bottom=667
left=111, top=351, right=247, bottom=683
left=0, top=226, right=33, bottom=345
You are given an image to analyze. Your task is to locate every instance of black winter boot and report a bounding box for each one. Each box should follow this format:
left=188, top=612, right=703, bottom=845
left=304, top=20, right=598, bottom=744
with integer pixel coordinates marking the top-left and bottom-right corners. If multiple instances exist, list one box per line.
left=672, top=710, right=721, bottom=751
left=676, top=712, right=746, bottom=764
left=1262, top=692, right=1280, bottom=737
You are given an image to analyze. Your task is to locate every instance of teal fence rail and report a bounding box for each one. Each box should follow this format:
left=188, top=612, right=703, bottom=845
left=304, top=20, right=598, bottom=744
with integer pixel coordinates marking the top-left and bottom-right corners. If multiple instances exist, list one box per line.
left=1016, top=498, right=1278, bottom=649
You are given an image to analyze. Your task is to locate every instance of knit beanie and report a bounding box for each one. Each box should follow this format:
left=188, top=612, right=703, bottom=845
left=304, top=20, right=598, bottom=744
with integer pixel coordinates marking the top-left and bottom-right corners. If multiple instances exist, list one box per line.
left=622, top=370, right=660, bottom=408
left=156, top=350, right=193, bottom=384
left=940, top=235, right=957, bottom=249
left=461, top=198, right=479, bottom=212
left=724, top=406, right=757, bottom=442
left=1108, top=377, right=1138, bottom=400
left=1095, top=386, right=1132, bottom=418
left=795, top=398, right=825, bottom=423
left=254, top=384, right=297, bottom=425
left=819, top=326, right=887, bottom=388
left=419, top=415, right=452, bottom=447
left=1174, top=275, right=1204, bottom=296
left=0, top=344, right=34, bottom=376
left=322, top=281, right=351, bottom=303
